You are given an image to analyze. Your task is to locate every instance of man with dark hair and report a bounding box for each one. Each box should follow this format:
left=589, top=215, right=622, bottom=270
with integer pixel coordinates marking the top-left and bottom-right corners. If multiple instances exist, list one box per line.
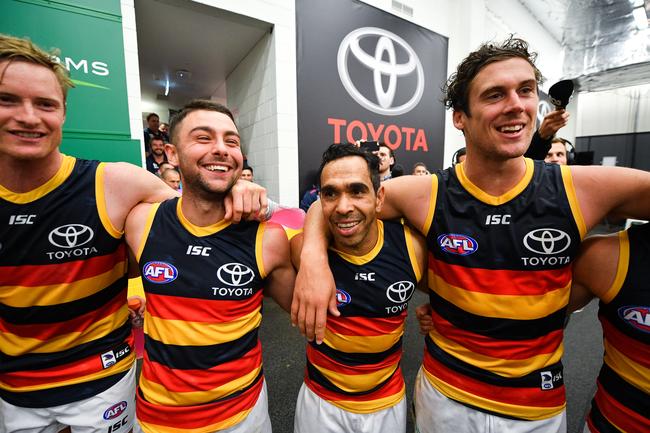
left=241, top=164, right=254, bottom=182
left=292, top=36, right=650, bottom=433
left=412, top=162, right=429, bottom=176
left=143, top=113, right=161, bottom=151
left=292, top=144, right=426, bottom=433
left=376, top=143, right=394, bottom=181
left=125, top=100, right=295, bottom=433
left=145, top=136, right=167, bottom=174
left=545, top=138, right=570, bottom=166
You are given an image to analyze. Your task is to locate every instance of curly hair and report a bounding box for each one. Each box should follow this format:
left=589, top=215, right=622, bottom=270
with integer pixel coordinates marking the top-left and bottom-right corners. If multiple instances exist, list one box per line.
left=0, top=34, right=74, bottom=100
left=443, top=36, right=543, bottom=115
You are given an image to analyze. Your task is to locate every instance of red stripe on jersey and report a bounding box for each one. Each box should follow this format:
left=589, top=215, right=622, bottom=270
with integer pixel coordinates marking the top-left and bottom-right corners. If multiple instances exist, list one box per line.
left=593, top=382, right=650, bottom=432
left=136, top=376, right=263, bottom=429
left=430, top=309, right=562, bottom=359
left=0, top=289, right=126, bottom=338
left=307, top=344, right=401, bottom=375
left=601, top=317, right=650, bottom=368
left=305, top=365, right=404, bottom=403
left=1, top=244, right=126, bottom=286
left=327, top=314, right=405, bottom=337
left=430, top=256, right=571, bottom=296
left=142, top=342, right=262, bottom=392
left=422, top=350, right=565, bottom=408
left=0, top=333, right=134, bottom=389
left=146, top=291, right=263, bottom=323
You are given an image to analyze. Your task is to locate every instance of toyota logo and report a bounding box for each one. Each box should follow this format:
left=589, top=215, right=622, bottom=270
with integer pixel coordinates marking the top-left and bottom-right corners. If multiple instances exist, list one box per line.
left=48, top=224, right=94, bottom=248
left=386, top=281, right=415, bottom=304
left=523, top=228, right=571, bottom=255
left=217, top=263, right=255, bottom=286
left=337, top=27, right=424, bottom=116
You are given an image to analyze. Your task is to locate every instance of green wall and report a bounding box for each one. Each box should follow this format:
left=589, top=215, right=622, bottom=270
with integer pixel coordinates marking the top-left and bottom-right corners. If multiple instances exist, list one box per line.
left=1, top=0, right=141, bottom=164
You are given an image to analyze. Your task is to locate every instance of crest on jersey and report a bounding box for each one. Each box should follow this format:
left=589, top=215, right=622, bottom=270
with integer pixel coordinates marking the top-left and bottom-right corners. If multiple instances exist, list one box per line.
left=437, top=234, right=478, bottom=256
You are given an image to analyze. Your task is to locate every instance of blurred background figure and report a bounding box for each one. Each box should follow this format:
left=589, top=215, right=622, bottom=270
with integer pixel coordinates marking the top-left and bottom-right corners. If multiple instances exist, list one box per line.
left=241, top=163, right=254, bottom=182
left=161, top=168, right=181, bottom=191
left=545, top=138, right=572, bottom=166
left=412, top=162, right=429, bottom=176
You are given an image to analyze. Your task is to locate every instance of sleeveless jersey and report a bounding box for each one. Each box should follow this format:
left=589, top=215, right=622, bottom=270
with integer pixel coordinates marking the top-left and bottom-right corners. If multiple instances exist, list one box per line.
left=586, top=224, right=650, bottom=433
left=305, top=220, right=421, bottom=413
left=422, top=159, right=585, bottom=420
left=136, top=198, right=267, bottom=433
left=0, top=155, right=132, bottom=408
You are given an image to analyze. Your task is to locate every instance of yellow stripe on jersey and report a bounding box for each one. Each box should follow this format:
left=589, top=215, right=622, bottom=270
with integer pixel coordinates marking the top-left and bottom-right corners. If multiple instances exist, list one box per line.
left=144, top=309, right=262, bottom=346
left=139, top=409, right=253, bottom=433
left=404, top=224, right=422, bottom=282
left=0, top=155, right=75, bottom=204
left=135, top=203, right=160, bottom=262
left=421, top=175, right=438, bottom=236
left=602, top=231, right=630, bottom=304
left=421, top=368, right=565, bottom=421
left=176, top=198, right=231, bottom=237
left=140, top=365, right=262, bottom=406
left=603, top=339, right=650, bottom=393
left=312, top=363, right=398, bottom=394
left=95, top=163, right=122, bottom=239
left=0, top=351, right=134, bottom=392
left=560, top=165, right=587, bottom=239
left=430, top=272, right=570, bottom=320
left=456, top=159, right=534, bottom=206
left=284, top=227, right=302, bottom=241
left=428, top=326, right=564, bottom=378
left=0, top=260, right=127, bottom=307
left=330, top=384, right=406, bottom=414
left=0, top=306, right=129, bottom=356
left=323, top=322, right=404, bottom=353
left=256, top=223, right=266, bottom=279
left=332, top=220, right=384, bottom=265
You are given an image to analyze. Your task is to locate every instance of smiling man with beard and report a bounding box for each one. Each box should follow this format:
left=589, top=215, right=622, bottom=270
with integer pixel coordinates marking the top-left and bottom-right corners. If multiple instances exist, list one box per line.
left=124, top=100, right=295, bottom=433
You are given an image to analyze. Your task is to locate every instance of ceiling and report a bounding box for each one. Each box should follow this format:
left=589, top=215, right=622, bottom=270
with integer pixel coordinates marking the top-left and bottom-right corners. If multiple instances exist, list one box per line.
left=518, top=0, right=650, bottom=91
left=135, top=0, right=272, bottom=108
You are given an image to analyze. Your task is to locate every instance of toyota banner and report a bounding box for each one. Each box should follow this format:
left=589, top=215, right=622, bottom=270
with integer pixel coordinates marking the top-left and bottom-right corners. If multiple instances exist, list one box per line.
left=296, top=0, right=448, bottom=197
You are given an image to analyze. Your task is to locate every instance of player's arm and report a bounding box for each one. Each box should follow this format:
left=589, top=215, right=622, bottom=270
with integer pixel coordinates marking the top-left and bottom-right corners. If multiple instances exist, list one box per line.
left=292, top=175, right=434, bottom=343
left=571, top=166, right=650, bottom=230
left=408, top=224, right=428, bottom=293
left=569, top=233, right=620, bottom=312
left=262, top=223, right=296, bottom=313
left=103, top=162, right=178, bottom=233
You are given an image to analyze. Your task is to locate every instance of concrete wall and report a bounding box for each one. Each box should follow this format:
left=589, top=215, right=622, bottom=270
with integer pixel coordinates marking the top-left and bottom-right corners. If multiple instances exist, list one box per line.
left=576, top=84, right=650, bottom=136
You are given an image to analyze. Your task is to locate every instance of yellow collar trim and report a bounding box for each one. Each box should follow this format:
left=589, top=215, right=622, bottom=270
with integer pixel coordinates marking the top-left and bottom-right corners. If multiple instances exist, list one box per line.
left=455, top=158, right=534, bottom=206
left=331, top=220, right=384, bottom=265
left=176, top=197, right=231, bottom=236
left=0, top=155, right=75, bottom=204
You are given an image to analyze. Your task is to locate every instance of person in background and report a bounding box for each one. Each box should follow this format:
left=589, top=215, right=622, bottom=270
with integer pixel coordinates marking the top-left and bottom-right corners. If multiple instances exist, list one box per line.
left=545, top=137, right=570, bottom=166
left=160, top=167, right=181, bottom=191
left=242, top=164, right=254, bottom=182
left=412, top=162, right=429, bottom=176
left=145, top=136, right=167, bottom=174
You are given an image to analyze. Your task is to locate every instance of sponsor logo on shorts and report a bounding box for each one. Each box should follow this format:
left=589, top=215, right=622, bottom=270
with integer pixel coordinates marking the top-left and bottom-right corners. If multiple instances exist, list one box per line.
left=336, top=288, right=352, bottom=307
left=103, top=401, right=128, bottom=420
left=100, top=343, right=131, bottom=369
left=540, top=370, right=563, bottom=390
left=143, top=261, right=178, bottom=284
left=100, top=351, right=116, bottom=368
left=437, top=234, right=478, bottom=256
left=619, top=306, right=650, bottom=333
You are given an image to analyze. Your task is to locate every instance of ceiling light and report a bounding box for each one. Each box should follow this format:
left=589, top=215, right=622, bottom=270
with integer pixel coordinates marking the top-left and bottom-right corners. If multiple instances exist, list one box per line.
left=633, top=6, right=648, bottom=30
left=164, top=76, right=170, bottom=96
left=175, top=69, right=192, bottom=80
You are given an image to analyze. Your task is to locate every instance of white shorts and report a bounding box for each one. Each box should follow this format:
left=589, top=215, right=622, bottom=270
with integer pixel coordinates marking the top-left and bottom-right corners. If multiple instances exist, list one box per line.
left=134, top=379, right=271, bottom=433
left=293, top=382, right=406, bottom=433
left=414, top=367, right=567, bottom=433
left=0, top=366, right=136, bottom=433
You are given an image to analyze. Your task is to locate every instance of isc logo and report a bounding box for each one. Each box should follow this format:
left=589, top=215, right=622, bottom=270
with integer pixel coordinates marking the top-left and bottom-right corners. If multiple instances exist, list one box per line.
left=143, top=261, right=178, bottom=284
left=8, top=214, right=36, bottom=225
left=619, top=306, right=650, bottom=333
left=186, top=245, right=211, bottom=256
left=437, top=234, right=478, bottom=256
left=355, top=272, right=375, bottom=281
left=103, top=401, right=128, bottom=420
left=336, top=288, right=352, bottom=307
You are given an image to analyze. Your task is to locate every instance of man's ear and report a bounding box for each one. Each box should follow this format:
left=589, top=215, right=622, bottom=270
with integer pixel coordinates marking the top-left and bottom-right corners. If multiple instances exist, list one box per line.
left=165, top=143, right=178, bottom=166
left=452, top=110, right=466, bottom=132
left=375, top=184, right=385, bottom=213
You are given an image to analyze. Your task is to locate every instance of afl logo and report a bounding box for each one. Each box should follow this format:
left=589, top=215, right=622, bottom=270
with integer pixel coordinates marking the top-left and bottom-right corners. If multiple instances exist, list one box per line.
left=523, top=228, right=571, bottom=255
left=619, top=306, right=650, bottom=333
left=438, top=234, right=478, bottom=256
left=336, top=288, right=352, bottom=307
left=143, top=261, right=178, bottom=284
left=103, top=401, right=128, bottom=420
left=48, top=224, right=94, bottom=248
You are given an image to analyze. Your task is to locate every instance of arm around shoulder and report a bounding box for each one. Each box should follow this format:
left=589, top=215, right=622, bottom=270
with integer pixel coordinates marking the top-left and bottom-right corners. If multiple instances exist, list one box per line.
left=262, top=223, right=296, bottom=313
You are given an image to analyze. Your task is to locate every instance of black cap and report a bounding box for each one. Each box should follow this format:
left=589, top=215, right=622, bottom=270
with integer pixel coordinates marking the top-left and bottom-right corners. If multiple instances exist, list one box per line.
left=548, top=80, right=574, bottom=109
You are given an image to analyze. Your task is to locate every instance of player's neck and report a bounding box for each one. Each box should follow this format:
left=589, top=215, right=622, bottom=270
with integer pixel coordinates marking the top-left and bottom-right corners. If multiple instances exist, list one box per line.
left=179, top=192, right=227, bottom=226
left=0, top=151, right=63, bottom=193
left=462, top=155, right=527, bottom=197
